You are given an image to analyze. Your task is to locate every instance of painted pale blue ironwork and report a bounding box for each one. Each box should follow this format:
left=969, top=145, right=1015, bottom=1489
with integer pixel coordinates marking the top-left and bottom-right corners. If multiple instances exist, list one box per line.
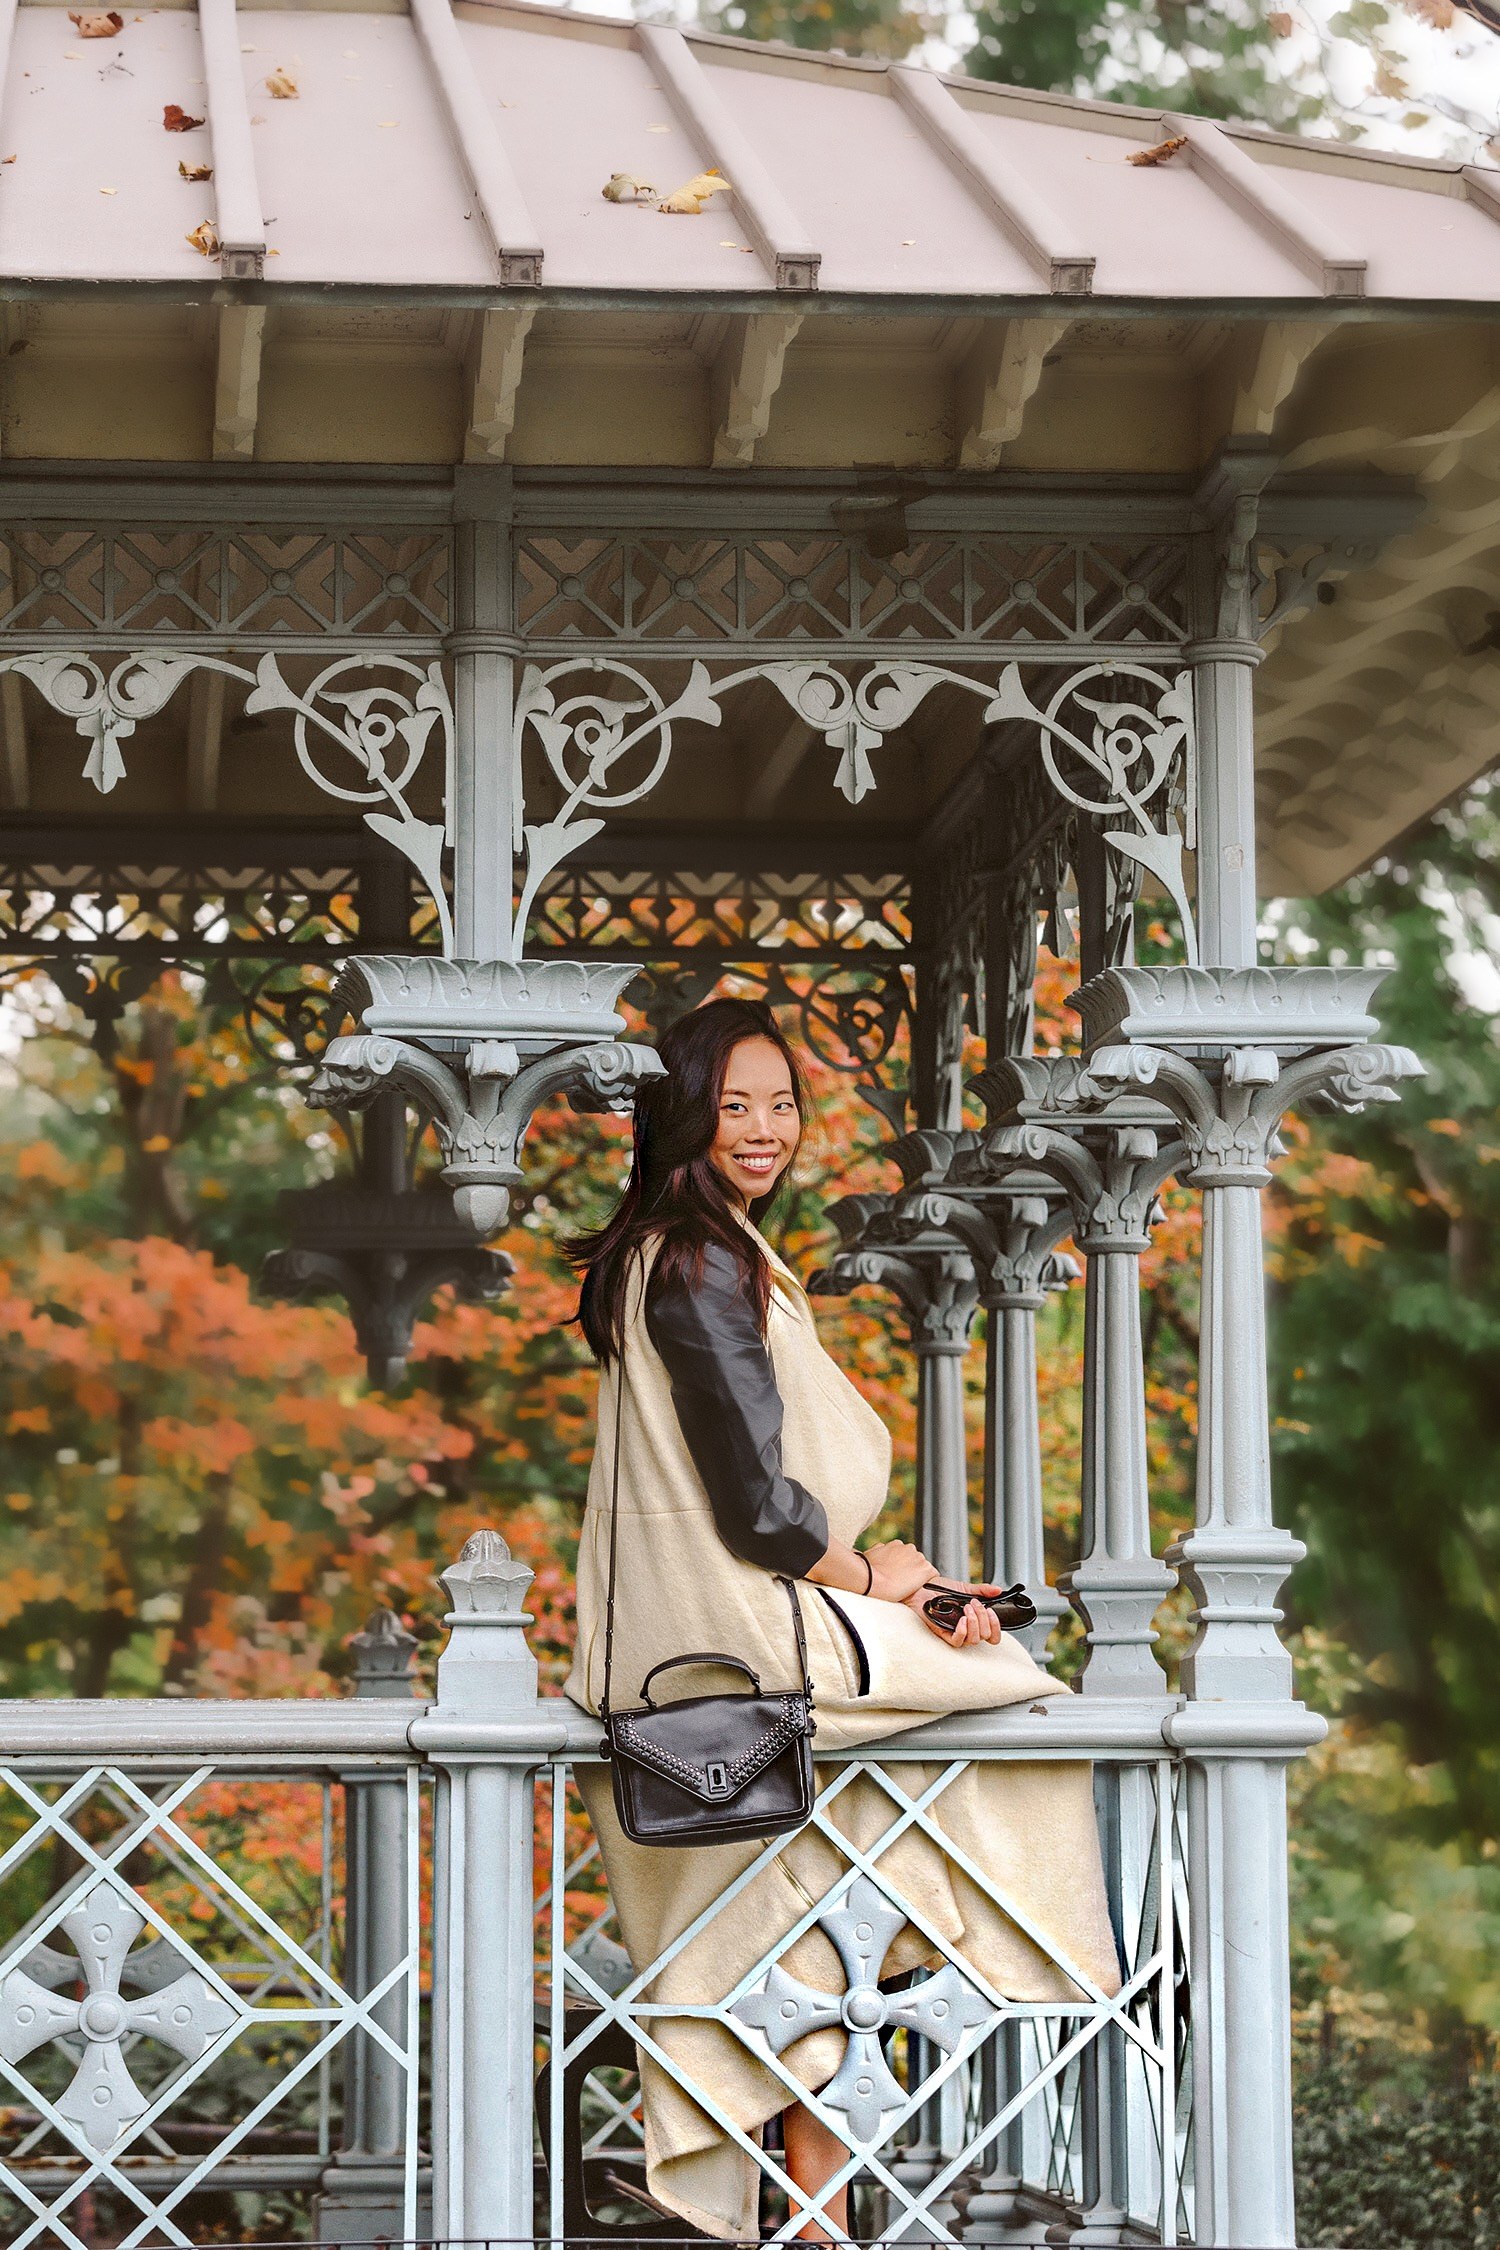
left=732, top=1875, right=994, bottom=2144
left=0, top=1883, right=240, bottom=2154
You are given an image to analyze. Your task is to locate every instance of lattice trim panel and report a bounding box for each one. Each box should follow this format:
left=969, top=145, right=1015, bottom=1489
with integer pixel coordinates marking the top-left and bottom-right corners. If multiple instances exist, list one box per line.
left=0, top=1762, right=422, bottom=2250
left=540, top=1752, right=1187, bottom=2247
left=0, top=531, right=451, bottom=647
left=516, top=535, right=1191, bottom=655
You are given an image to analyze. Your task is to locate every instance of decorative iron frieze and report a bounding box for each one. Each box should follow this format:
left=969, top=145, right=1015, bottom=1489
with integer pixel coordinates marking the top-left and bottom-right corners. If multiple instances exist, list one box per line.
left=516, top=533, right=1190, bottom=653
left=0, top=527, right=451, bottom=644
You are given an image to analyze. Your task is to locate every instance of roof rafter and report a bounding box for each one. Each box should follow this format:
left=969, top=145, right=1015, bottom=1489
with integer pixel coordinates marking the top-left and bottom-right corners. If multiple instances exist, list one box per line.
left=637, top=26, right=821, bottom=292
left=957, top=315, right=1074, bottom=471
left=1228, top=318, right=1338, bottom=438
left=891, top=67, right=1094, bottom=296
left=212, top=303, right=265, bottom=462
left=464, top=305, right=534, bottom=462
left=712, top=309, right=803, bottom=469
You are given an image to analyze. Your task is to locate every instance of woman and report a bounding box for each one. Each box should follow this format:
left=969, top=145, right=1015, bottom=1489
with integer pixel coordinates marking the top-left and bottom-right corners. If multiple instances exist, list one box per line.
left=565, top=998, right=1119, bottom=2243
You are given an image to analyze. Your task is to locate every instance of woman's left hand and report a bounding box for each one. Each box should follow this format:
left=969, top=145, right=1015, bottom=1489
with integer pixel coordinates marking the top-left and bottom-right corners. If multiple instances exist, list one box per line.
left=903, top=1583, right=1005, bottom=1646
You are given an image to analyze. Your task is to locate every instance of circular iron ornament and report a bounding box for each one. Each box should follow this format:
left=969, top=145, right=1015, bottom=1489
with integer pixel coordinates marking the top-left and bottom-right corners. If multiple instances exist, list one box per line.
left=1032, top=660, right=1188, bottom=828
left=281, top=653, right=441, bottom=810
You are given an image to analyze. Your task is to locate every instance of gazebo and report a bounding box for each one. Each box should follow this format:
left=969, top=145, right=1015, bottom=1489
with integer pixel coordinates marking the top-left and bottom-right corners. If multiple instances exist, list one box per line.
left=0, top=0, right=1496, bottom=2241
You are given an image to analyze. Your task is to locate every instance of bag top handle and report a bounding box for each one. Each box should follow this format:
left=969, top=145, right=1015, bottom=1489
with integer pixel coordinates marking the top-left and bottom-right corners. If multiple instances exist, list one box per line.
left=638, top=1653, right=763, bottom=1707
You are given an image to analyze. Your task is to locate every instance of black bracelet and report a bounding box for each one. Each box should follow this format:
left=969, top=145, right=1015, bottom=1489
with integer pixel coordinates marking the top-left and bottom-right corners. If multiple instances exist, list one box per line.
left=859, top=1550, right=873, bottom=1596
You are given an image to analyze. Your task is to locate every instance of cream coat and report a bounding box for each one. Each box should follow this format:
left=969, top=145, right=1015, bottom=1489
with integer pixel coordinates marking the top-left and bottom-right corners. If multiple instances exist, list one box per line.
left=564, top=1229, right=1120, bottom=2240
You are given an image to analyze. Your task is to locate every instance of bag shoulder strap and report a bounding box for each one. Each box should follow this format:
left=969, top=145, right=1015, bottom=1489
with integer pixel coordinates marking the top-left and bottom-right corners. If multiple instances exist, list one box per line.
left=599, top=1324, right=813, bottom=1721
left=600, top=1343, right=626, bottom=1722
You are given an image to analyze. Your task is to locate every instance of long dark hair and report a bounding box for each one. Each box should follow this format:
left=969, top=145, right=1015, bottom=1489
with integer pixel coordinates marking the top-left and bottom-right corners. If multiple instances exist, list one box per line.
left=568, top=997, right=807, bottom=1363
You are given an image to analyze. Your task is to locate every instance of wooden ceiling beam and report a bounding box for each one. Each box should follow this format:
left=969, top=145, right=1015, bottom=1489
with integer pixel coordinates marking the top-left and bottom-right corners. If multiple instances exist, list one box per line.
left=1, top=673, right=28, bottom=812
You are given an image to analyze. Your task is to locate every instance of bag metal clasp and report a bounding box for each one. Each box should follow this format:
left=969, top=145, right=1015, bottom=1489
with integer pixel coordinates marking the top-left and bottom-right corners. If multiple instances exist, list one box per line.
left=705, top=1761, right=729, bottom=1795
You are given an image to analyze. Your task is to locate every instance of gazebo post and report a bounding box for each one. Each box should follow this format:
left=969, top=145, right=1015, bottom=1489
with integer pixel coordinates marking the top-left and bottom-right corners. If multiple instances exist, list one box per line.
left=451, top=467, right=516, bottom=963
left=414, top=1529, right=549, bottom=2247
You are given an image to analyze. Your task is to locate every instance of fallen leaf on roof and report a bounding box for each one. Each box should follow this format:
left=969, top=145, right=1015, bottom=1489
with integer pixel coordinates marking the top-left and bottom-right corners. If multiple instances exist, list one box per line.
left=98, top=185, right=116, bottom=195
left=1127, top=134, right=1188, bottom=166
left=1, top=155, right=15, bottom=165
left=265, top=66, right=298, bottom=97
left=186, top=219, right=219, bottom=257
left=69, top=10, right=124, bottom=35
left=177, top=159, right=212, bottom=181
left=659, top=168, right=730, bottom=215
left=602, top=171, right=655, bottom=203
left=163, top=102, right=204, bottom=130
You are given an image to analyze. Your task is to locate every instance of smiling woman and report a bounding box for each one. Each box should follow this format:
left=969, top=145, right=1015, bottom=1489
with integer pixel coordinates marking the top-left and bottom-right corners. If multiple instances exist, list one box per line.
left=563, top=999, right=1119, bottom=2240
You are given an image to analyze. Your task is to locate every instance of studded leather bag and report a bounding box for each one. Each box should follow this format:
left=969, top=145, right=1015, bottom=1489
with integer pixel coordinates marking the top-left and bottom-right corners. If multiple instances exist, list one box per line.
left=598, top=1349, right=816, bottom=1850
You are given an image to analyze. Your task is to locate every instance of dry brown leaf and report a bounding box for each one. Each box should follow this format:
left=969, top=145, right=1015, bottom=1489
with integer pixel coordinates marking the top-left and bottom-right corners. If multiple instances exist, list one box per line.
left=265, top=66, right=298, bottom=97
left=1267, top=9, right=1294, bottom=32
left=1374, top=58, right=1408, bottom=98
left=162, top=102, right=204, bottom=131
left=1127, top=134, right=1189, bottom=167
left=602, top=171, right=655, bottom=202
left=1403, top=0, right=1455, bottom=24
left=186, top=219, right=219, bottom=257
left=177, top=159, right=212, bottom=181
left=659, top=167, right=730, bottom=215
left=2, top=156, right=16, bottom=166
left=69, top=9, right=124, bottom=35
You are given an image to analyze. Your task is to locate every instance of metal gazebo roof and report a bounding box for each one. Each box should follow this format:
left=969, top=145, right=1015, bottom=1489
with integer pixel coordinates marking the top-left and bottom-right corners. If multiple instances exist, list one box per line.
left=1, top=0, right=1498, bottom=302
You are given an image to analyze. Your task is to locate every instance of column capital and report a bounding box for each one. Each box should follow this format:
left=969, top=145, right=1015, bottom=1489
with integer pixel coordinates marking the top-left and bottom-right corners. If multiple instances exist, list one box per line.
left=965, top=1049, right=1187, bottom=1247
left=1086, top=1037, right=1423, bottom=1189
left=308, top=954, right=663, bottom=1237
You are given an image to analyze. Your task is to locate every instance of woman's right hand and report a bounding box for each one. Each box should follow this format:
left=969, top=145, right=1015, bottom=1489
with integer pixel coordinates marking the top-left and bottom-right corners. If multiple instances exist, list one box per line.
left=862, top=1540, right=939, bottom=1603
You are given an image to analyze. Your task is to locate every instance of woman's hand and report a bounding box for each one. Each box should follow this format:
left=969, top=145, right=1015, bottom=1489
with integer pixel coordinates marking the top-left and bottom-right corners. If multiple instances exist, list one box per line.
left=905, top=1581, right=1006, bottom=1647
left=862, top=1540, right=940, bottom=1603
left=807, top=1537, right=937, bottom=1601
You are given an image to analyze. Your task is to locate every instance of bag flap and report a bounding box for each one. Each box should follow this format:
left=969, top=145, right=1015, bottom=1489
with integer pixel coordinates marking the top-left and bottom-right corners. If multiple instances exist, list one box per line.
left=611, top=1692, right=810, bottom=1807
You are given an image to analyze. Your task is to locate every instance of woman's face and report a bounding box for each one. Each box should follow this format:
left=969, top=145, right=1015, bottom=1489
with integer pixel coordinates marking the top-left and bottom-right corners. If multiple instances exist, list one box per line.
left=708, top=1036, right=801, bottom=1206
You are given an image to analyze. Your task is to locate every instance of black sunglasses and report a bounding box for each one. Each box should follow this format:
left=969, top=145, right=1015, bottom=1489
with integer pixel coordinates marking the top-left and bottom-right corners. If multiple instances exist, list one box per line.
left=921, top=1582, right=1038, bottom=1634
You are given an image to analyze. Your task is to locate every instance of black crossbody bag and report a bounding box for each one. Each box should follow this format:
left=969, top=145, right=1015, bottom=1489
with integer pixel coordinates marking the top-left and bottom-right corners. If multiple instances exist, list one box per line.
left=598, top=1351, right=817, bottom=1850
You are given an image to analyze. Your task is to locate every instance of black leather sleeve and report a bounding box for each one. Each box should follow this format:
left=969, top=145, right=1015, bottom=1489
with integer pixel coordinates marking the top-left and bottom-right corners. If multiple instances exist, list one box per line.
left=645, top=1243, right=831, bottom=1579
